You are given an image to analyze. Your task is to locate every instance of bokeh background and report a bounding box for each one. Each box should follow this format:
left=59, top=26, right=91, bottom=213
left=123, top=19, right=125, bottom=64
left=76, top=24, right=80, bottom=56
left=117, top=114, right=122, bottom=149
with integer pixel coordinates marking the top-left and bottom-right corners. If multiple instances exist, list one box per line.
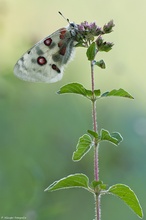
left=0, top=0, right=146, bottom=219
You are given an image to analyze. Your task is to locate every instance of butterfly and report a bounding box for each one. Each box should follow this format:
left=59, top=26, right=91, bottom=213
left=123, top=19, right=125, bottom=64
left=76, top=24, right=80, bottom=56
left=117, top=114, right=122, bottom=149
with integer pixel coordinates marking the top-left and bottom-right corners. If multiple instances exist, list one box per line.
left=14, top=13, right=81, bottom=83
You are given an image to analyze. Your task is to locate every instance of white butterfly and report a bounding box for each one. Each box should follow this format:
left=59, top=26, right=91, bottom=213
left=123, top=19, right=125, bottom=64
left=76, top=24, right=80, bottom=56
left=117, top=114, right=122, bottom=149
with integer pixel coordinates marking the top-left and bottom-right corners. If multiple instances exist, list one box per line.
left=14, top=17, right=79, bottom=83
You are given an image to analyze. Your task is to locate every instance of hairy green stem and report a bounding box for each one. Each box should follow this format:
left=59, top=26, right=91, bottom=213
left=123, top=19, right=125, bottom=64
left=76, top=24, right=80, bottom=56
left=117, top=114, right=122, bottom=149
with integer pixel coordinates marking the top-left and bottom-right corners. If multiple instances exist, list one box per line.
left=91, top=60, right=101, bottom=220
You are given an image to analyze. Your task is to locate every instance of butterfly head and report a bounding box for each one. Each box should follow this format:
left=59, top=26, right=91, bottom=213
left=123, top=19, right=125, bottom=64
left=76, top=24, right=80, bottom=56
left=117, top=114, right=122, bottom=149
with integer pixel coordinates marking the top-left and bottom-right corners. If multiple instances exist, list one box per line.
left=58, top=12, right=79, bottom=37
left=69, top=22, right=79, bottom=37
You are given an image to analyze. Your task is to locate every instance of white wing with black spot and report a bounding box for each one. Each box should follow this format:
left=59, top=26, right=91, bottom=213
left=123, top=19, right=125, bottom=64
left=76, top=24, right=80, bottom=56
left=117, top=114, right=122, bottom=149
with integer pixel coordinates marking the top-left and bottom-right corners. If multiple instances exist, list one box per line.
left=14, top=30, right=65, bottom=83
left=14, top=25, right=76, bottom=83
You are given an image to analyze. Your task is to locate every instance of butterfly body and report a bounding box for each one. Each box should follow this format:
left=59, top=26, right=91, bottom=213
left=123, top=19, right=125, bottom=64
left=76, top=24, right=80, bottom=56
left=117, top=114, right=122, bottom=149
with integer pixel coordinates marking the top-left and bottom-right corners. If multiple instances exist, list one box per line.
left=14, top=23, right=79, bottom=83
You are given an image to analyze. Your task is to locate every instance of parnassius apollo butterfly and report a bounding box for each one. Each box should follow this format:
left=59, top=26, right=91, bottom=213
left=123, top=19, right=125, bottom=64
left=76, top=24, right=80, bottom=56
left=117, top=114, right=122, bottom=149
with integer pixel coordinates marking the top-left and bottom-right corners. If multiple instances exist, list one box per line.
left=14, top=14, right=81, bottom=83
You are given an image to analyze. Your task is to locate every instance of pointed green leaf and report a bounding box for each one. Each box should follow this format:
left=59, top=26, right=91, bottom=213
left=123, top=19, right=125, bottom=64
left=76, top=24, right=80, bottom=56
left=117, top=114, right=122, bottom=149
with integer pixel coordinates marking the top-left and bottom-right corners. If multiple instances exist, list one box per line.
left=108, top=184, right=143, bottom=218
left=95, top=60, right=106, bottom=69
left=45, top=173, right=89, bottom=192
left=94, top=89, right=101, bottom=97
left=86, top=90, right=93, bottom=98
left=72, top=134, right=93, bottom=161
left=87, top=130, right=98, bottom=139
left=111, top=132, right=123, bottom=143
left=58, top=83, right=92, bottom=99
left=101, top=91, right=109, bottom=97
left=100, top=129, right=123, bottom=146
left=101, top=88, right=134, bottom=99
left=58, top=83, right=86, bottom=96
left=98, top=42, right=114, bottom=52
left=86, top=42, right=96, bottom=61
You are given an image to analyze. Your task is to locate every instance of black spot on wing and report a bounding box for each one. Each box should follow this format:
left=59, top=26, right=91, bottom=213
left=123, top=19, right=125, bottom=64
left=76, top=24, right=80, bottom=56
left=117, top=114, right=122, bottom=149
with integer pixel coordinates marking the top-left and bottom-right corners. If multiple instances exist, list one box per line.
left=31, top=58, right=37, bottom=63
left=51, top=64, right=61, bottom=73
left=52, top=54, right=61, bottom=62
left=20, top=57, right=24, bottom=62
left=36, top=46, right=44, bottom=55
left=49, top=42, right=56, bottom=49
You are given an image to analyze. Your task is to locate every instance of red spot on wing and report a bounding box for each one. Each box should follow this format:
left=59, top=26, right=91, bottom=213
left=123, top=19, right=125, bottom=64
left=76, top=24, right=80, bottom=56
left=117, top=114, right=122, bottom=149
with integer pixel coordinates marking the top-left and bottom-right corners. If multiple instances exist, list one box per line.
left=44, top=38, right=52, bottom=46
left=59, top=46, right=66, bottom=56
left=52, top=64, right=61, bottom=73
left=37, top=56, right=47, bottom=65
left=58, top=41, right=63, bottom=48
left=60, top=29, right=67, bottom=39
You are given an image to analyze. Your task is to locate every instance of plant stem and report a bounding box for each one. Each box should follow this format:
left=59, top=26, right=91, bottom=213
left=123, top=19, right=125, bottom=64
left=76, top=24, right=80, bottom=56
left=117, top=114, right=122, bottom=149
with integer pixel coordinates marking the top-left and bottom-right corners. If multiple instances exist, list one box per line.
left=91, top=60, right=101, bottom=220
left=91, top=61, right=98, bottom=179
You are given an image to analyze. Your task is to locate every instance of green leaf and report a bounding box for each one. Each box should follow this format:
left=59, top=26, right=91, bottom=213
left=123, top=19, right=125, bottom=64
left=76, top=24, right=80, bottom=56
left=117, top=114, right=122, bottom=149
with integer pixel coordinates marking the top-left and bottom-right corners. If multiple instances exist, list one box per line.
left=75, top=42, right=85, bottom=47
left=45, top=173, right=89, bottom=192
left=101, top=88, right=134, bottom=99
left=58, top=83, right=92, bottom=99
left=91, top=180, right=103, bottom=188
left=94, top=89, right=101, bottom=97
left=91, top=180, right=106, bottom=189
left=111, top=132, right=123, bottom=143
left=86, top=90, right=93, bottom=98
left=100, top=129, right=123, bottom=146
left=98, top=42, right=114, bottom=52
left=95, top=60, right=106, bottom=69
left=58, top=83, right=86, bottom=96
left=86, top=42, right=96, bottom=61
left=108, top=184, right=143, bottom=218
left=91, top=180, right=107, bottom=194
left=87, top=130, right=98, bottom=139
left=72, top=134, right=93, bottom=161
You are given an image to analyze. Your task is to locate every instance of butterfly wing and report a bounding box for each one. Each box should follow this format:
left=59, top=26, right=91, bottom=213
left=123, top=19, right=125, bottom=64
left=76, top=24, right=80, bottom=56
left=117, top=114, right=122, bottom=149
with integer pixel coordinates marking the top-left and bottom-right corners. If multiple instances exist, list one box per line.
left=14, top=27, right=75, bottom=83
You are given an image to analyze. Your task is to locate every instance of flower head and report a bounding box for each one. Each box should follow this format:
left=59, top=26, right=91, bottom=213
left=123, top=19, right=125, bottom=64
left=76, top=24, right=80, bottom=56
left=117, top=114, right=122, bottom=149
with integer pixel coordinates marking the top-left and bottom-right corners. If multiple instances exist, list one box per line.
left=76, top=20, right=114, bottom=49
left=103, top=20, right=115, bottom=34
left=78, top=21, right=102, bottom=37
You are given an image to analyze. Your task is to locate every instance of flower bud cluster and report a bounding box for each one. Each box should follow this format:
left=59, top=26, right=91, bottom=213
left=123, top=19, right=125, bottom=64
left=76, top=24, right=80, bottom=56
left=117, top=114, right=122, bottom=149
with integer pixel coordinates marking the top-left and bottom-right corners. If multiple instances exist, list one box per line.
left=77, top=20, right=114, bottom=51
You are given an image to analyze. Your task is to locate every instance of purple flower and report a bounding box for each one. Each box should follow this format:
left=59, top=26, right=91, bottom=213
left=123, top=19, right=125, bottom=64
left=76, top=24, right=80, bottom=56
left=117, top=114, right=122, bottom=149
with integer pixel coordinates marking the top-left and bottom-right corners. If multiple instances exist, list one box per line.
left=76, top=20, right=114, bottom=48
left=78, top=21, right=102, bottom=37
left=103, top=20, right=115, bottom=34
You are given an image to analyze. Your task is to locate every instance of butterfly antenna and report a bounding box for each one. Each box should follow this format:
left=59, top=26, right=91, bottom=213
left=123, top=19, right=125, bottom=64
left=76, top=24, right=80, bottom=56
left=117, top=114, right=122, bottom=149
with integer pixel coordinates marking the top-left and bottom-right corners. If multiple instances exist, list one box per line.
left=58, top=11, right=70, bottom=24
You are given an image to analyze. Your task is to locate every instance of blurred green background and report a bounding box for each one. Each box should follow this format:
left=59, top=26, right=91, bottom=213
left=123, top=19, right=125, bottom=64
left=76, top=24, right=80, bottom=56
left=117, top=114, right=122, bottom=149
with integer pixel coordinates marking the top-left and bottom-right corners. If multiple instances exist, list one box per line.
left=0, top=0, right=146, bottom=219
